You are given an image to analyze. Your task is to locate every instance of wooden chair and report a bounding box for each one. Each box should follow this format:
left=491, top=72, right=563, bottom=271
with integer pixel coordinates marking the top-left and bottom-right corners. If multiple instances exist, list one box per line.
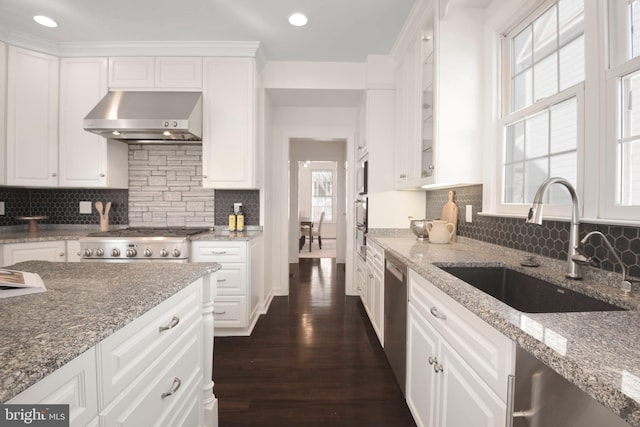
left=311, top=211, right=325, bottom=250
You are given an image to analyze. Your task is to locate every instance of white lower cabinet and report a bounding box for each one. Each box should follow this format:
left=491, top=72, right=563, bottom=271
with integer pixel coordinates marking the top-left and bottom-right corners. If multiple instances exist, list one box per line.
left=364, top=240, right=384, bottom=345
left=8, top=276, right=218, bottom=427
left=191, top=236, right=264, bottom=336
left=406, top=269, right=514, bottom=427
left=355, top=253, right=367, bottom=304
left=1, top=241, right=67, bottom=265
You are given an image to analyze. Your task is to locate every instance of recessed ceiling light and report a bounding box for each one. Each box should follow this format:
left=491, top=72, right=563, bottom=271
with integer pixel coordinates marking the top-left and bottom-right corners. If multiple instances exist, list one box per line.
left=288, top=13, right=308, bottom=27
left=33, top=15, right=58, bottom=28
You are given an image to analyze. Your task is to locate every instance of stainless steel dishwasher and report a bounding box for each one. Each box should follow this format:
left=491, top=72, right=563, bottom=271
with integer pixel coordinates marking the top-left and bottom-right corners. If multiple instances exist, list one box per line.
left=384, top=252, right=407, bottom=395
left=511, top=345, right=630, bottom=427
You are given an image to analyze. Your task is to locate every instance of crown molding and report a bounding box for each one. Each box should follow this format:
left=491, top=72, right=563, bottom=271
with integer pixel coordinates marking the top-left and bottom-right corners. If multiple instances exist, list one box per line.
left=390, top=0, right=433, bottom=62
left=0, top=30, right=262, bottom=59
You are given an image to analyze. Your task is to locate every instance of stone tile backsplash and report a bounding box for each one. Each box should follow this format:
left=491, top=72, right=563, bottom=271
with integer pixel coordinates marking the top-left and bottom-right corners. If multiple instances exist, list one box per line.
left=127, top=144, right=260, bottom=227
left=425, top=185, right=640, bottom=278
left=128, top=144, right=214, bottom=227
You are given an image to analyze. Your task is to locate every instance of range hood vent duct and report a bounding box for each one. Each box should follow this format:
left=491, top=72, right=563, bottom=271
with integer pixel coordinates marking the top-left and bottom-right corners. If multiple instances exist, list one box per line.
left=83, top=91, right=203, bottom=143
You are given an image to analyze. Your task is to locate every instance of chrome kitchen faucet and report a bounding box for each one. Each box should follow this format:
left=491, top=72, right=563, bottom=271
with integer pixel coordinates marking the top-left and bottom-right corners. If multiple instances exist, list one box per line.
left=526, top=177, right=582, bottom=279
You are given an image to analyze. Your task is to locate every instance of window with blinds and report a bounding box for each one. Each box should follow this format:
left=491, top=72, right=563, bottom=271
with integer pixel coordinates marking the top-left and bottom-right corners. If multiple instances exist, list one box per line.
left=311, top=170, right=333, bottom=222
left=501, top=0, right=584, bottom=207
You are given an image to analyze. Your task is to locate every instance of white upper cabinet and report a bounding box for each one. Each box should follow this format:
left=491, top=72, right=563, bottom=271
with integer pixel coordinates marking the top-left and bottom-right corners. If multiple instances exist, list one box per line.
left=108, top=57, right=154, bottom=88
left=155, top=57, right=203, bottom=88
left=109, top=57, right=202, bottom=89
left=202, top=57, right=257, bottom=189
left=394, top=1, right=484, bottom=189
left=59, top=58, right=128, bottom=188
left=0, top=42, right=6, bottom=186
left=6, top=46, right=59, bottom=187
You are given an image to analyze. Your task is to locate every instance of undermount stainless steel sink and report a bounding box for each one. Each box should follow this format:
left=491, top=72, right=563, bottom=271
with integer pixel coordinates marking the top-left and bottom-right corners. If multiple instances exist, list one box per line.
left=439, top=266, right=626, bottom=313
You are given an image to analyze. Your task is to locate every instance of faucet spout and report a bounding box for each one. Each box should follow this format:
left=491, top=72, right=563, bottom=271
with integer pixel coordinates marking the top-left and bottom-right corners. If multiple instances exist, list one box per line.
left=574, top=231, right=631, bottom=295
left=525, top=177, right=582, bottom=279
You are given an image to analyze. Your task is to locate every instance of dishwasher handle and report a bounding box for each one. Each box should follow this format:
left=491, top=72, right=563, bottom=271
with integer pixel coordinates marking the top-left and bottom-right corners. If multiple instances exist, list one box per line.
left=386, top=259, right=405, bottom=282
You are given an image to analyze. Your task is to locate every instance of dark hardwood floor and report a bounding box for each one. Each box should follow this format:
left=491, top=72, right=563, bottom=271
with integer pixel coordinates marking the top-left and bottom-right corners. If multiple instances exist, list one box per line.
left=214, top=258, right=417, bottom=427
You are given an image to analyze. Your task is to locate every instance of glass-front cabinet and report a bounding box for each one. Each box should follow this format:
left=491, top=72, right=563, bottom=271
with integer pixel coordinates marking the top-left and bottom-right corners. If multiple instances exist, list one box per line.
left=394, top=0, right=484, bottom=190
left=421, top=26, right=434, bottom=180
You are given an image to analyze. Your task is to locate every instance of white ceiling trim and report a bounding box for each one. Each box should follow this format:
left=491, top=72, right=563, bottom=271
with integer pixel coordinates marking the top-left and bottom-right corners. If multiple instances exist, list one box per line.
left=1, top=29, right=262, bottom=60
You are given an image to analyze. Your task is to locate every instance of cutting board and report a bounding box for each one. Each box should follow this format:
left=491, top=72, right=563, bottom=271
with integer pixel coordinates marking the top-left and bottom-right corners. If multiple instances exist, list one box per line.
left=441, top=190, right=458, bottom=242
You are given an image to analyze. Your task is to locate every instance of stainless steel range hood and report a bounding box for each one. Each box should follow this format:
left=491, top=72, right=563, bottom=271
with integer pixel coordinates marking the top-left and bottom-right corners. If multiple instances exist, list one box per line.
left=83, top=91, right=203, bottom=143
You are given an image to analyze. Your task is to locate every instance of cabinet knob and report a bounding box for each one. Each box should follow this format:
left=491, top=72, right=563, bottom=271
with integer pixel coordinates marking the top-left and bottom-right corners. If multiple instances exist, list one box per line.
left=203, top=175, right=208, bottom=179
left=99, top=173, right=105, bottom=178
left=52, top=173, right=57, bottom=177
left=428, top=356, right=437, bottom=365
left=59, top=252, right=65, bottom=257
left=433, top=363, right=444, bottom=374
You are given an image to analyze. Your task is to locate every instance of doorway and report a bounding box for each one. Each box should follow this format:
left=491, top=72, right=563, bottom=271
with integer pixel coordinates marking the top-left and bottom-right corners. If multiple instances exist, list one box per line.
left=298, top=161, right=337, bottom=259
left=289, top=139, right=346, bottom=264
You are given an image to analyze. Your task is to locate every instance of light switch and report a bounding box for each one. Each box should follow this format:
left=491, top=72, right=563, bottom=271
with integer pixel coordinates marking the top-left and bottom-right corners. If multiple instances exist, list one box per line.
left=79, top=201, right=92, bottom=214
left=0, top=201, right=4, bottom=216
left=465, top=205, right=473, bottom=223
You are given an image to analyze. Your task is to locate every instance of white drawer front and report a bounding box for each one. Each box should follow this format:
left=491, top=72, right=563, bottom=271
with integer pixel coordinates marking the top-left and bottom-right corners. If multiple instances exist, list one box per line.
left=213, top=296, right=247, bottom=328
left=215, top=263, right=246, bottom=295
left=100, top=322, right=202, bottom=426
left=9, top=348, right=98, bottom=427
left=98, top=282, right=202, bottom=406
left=191, top=241, right=246, bottom=263
left=408, top=269, right=514, bottom=401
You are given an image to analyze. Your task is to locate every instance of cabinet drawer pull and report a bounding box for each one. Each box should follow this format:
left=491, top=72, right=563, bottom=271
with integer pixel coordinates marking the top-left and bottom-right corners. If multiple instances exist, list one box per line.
left=159, top=316, right=180, bottom=332
left=399, top=174, right=407, bottom=179
left=212, top=251, right=227, bottom=255
left=217, top=278, right=227, bottom=282
left=214, top=311, right=227, bottom=315
left=429, top=307, right=446, bottom=320
left=161, top=377, right=182, bottom=399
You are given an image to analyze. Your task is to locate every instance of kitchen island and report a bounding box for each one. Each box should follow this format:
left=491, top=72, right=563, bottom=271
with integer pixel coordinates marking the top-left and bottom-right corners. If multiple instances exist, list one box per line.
left=0, top=260, right=220, bottom=426
left=369, top=233, right=640, bottom=426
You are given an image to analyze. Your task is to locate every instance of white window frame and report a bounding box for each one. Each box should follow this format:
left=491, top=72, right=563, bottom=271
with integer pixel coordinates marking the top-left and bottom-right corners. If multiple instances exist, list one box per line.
left=494, top=0, right=586, bottom=218
left=603, top=55, right=640, bottom=220
left=311, top=168, right=334, bottom=223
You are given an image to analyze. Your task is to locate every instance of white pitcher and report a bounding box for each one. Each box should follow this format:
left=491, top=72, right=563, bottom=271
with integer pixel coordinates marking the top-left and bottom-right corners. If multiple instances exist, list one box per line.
left=427, top=220, right=455, bottom=244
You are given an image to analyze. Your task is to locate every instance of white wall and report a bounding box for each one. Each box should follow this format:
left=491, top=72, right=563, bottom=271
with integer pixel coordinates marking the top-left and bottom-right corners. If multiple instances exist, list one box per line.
left=368, top=191, right=426, bottom=228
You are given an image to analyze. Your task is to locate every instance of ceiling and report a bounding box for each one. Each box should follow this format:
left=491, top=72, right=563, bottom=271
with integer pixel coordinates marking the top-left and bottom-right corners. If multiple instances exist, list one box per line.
left=0, top=0, right=417, bottom=62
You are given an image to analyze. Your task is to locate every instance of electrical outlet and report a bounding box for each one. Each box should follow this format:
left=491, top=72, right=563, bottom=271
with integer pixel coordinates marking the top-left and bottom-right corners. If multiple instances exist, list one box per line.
left=0, top=201, right=4, bottom=216
left=79, top=201, right=92, bottom=214
left=465, top=205, right=473, bottom=223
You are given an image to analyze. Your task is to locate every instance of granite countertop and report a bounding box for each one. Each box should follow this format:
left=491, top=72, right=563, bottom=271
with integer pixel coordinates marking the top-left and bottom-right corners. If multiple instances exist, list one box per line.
left=0, top=227, right=263, bottom=244
left=189, top=228, right=263, bottom=241
left=0, top=260, right=220, bottom=403
left=0, top=229, right=90, bottom=244
left=368, top=234, right=640, bottom=426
